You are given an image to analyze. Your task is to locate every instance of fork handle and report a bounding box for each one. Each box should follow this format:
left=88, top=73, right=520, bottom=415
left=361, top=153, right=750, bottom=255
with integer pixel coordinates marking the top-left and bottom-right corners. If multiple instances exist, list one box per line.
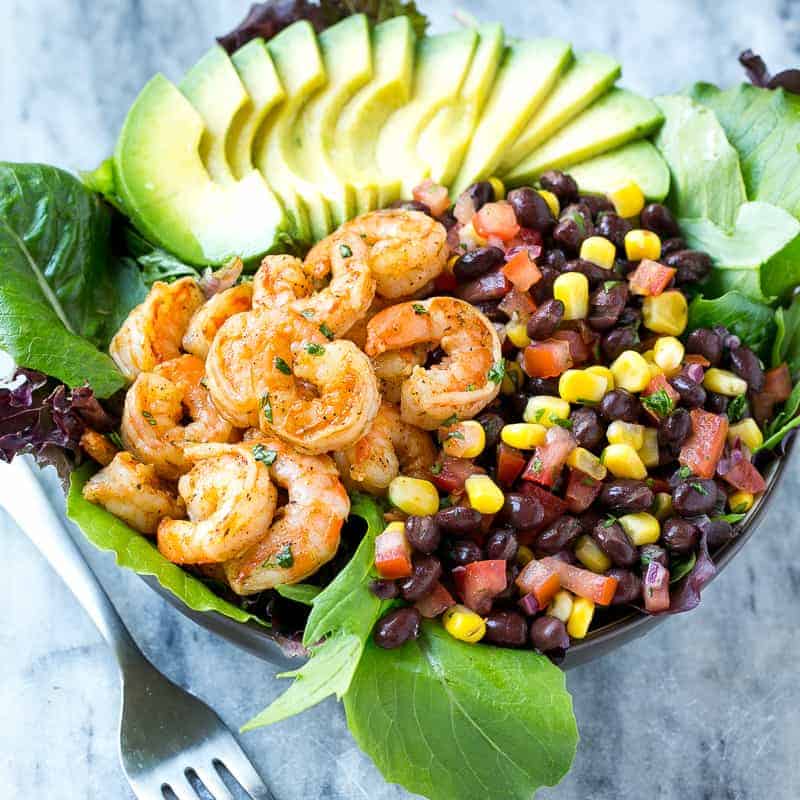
left=1, top=457, right=146, bottom=672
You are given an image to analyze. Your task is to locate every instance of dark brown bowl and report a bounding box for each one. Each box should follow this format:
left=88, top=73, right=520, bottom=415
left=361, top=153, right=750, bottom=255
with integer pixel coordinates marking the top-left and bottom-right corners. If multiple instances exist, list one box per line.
left=141, top=438, right=796, bottom=670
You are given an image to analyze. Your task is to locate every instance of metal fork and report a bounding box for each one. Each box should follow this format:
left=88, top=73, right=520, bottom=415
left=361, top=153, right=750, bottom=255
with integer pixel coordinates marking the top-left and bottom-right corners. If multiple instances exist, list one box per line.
left=0, top=457, right=274, bottom=800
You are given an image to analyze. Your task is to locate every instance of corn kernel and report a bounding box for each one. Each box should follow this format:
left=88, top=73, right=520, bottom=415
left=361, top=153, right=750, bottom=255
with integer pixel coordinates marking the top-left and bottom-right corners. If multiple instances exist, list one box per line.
left=523, top=396, right=571, bottom=427
left=607, top=420, right=645, bottom=450
left=567, top=596, right=595, bottom=639
left=653, top=336, right=685, bottom=376
left=501, top=422, right=547, bottom=449
left=575, top=534, right=612, bottom=573
left=566, top=447, right=607, bottom=481
left=441, top=420, right=485, bottom=459
left=505, top=319, right=531, bottom=348
left=537, top=189, right=560, bottom=218
left=382, top=520, right=406, bottom=536
left=547, top=590, right=574, bottom=623
left=580, top=235, right=617, bottom=269
left=642, top=290, right=688, bottom=335
left=638, top=428, right=660, bottom=468
left=443, top=604, right=486, bottom=643
left=464, top=474, right=505, bottom=514
left=388, top=476, right=440, bottom=516
left=729, top=490, right=755, bottom=513
left=586, top=365, right=615, bottom=390
left=610, top=350, right=651, bottom=393
left=516, top=545, right=534, bottom=566
left=602, top=444, right=647, bottom=479
left=447, top=254, right=459, bottom=271
left=703, top=368, right=748, bottom=397
left=460, top=220, right=488, bottom=247
left=609, top=181, right=645, bottom=218
left=728, top=418, right=764, bottom=451
left=618, top=512, right=660, bottom=545
left=553, top=271, right=589, bottom=320
left=647, top=361, right=665, bottom=379
left=652, top=491, right=673, bottom=521
left=624, top=228, right=662, bottom=260
left=488, top=176, right=506, bottom=200
left=501, top=358, right=524, bottom=395
left=559, top=369, right=608, bottom=404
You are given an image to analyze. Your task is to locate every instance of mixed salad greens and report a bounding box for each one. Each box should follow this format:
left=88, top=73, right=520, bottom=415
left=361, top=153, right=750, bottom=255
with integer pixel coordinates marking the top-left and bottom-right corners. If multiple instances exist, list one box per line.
left=2, top=3, right=800, bottom=799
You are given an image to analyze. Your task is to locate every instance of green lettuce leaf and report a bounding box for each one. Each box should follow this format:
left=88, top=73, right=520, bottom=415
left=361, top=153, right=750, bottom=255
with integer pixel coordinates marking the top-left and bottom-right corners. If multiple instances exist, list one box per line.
left=274, top=583, right=321, bottom=605
left=66, top=465, right=264, bottom=625
left=772, top=293, right=800, bottom=379
left=760, top=381, right=800, bottom=451
left=344, top=623, right=578, bottom=800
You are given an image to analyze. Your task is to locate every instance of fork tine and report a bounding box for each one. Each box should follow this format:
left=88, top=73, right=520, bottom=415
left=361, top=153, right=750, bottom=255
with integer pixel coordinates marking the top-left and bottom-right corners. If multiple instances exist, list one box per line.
left=194, top=765, right=234, bottom=800
left=165, top=777, right=201, bottom=800
left=213, top=752, right=274, bottom=800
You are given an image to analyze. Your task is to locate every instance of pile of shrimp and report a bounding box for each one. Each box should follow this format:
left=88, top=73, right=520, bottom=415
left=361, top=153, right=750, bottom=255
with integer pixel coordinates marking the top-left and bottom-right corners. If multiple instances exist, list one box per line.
left=82, top=209, right=503, bottom=594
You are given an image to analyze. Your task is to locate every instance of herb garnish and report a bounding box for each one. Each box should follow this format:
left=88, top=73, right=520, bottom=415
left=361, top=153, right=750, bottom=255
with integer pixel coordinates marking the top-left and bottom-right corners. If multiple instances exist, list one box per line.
left=141, top=410, right=157, bottom=426
left=319, top=322, right=335, bottom=340
left=690, top=481, right=709, bottom=495
left=531, top=457, right=543, bottom=474
left=276, top=544, right=294, bottom=568
left=441, top=413, right=459, bottom=427
left=305, top=342, right=325, bottom=356
left=487, top=361, right=505, bottom=384
left=412, top=303, right=428, bottom=315
left=603, top=280, right=622, bottom=292
left=678, top=465, right=692, bottom=479
left=603, top=515, right=617, bottom=528
left=252, top=444, right=278, bottom=466
left=108, top=431, right=124, bottom=449
left=642, top=389, right=674, bottom=416
left=727, top=394, right=747, bottom=422
left=552, top=417, right=573, bottom=430
left=430, top=462, right=443, bottom=475
left=300, top=309, right=315, bottom=319
left=339, top=243, right=352, bottom=258
left=274, top=356, right=292, bottom=375
left=444, top=430, right=465, bottom=441
left=260, top=393, right=273, bottom=423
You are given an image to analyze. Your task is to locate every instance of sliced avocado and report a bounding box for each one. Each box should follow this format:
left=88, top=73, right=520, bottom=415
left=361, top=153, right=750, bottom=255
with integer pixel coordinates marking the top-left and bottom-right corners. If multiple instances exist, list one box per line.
left=505, top=88, right=664, bottom=184
left=113, top=74, right=290, bottom=266
left=566, top=140, right=670, bottom=201
left=418, top=23, right=505, bottom=187
left=332, top=16, right=416, bottom=214
left=375, top=29, right=479, bottom=201
left=255, top=21, right=328, bottom=244
left=451, top=38, right=573, bottom=196
left=499, top=51, right=620, bottom=174
left=291, top=14, right=373, bottom=229
left=228, top=39, right=285, bottom=179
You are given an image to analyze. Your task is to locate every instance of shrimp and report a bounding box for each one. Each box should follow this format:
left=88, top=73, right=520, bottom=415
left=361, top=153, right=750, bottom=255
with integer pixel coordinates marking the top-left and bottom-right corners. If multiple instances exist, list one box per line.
left=182, top=283, right=253, bottom=359
left=109, top=278, right=205, bottom=381
left=223, top=436, right=349, bottom=593
left=365, top=297, right=503, bottom=430
left=79, top=429, right=119, bottom=467
left=82, top=452, right=185, bottom=535
left=252, top=255, right=313, bottom=308
left=335, top=209, right=447, bottom=300
left=334, top=402, right=437, bottom=494
left=157, top=442, right=277, bottom=564
left=121, top=355, right=234, bottom=479
left=372, top=346, right=427, bottom=404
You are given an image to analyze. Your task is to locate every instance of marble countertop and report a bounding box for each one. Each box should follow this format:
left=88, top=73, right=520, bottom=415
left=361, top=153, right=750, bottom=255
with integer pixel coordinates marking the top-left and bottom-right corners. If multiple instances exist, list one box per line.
left=2, top=1, right=799, bottom=798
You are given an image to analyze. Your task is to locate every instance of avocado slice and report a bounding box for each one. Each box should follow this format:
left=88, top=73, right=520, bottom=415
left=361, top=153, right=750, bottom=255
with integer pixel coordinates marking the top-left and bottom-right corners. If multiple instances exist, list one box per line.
left=113, top=74, right=291, bottom=266
left=375, top=29, right=480, bottom=202
left=499, top=51, right=621, bottom=174
left=451, top=38, right=573, bottom=196
left=566, top=140, right=670, bottom=201
left=291, top=14, right=373, bottom=229
left=228, top=39, right=285, bottom=180
left=504, top=88, right=664, bottom=184
left=332, top=17, right=416, bottom=214
left=418, top=23, right=505, bottom=187
left=255, top=21, right=328, bottom=244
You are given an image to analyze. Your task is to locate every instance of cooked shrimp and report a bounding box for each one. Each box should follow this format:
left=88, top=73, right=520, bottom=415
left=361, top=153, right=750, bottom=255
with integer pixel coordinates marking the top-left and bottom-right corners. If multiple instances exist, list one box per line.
left=223, top=437, right=349, bottom=593
left=121, top=355, right=234, bottom=479
left=252, top=254, right=312, bottom=308
left=79, top=430, right=119, bottom=467
left=109, top=278, right=205, bottom=381
left=336, top=209, right=447, bottom=299
left=157, top=443, right=277, bottom=564
left=365, top=297, right=503, bottom=429
left=182, top=283, right=253, bottom=359
left=334, top=402, right=437, bottom=494
left=372, top=346, right=427, bottom=404
left=83, top=452, right=185, bottom=535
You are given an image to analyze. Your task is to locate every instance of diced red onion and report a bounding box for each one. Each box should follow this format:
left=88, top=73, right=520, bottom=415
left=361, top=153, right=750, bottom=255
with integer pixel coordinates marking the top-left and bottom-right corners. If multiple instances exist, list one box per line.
left=518, top=593, right=540, bottom=616
left=685, top=363, right=705, bottom=383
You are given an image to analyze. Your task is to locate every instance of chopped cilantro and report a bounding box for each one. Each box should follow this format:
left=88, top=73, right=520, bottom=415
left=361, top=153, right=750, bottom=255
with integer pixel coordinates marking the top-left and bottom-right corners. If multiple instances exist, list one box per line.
left=642, top=389, right=674, bottom=417
left=430, top=462, right=443, bottom=476
left=304, top=342, right=325, bottom=356
left=339, top=243, right=352, bottom=258
left=466, top=383, right=477, bottom=392
left=568, top=209, right=586, bottom=235
left=581, top=476, right=597, bottom=487
left=531, top=457, right=543, bottom=474
left=690, top=481, right=709, bottom=496
left=441, top=413, right=459, bottom=427
left=487, top=361, right=506, bottom=384
left=319, top=322, right=335, bottom=340
left=141, top=410, right=157, bottom=426
left=276, top=544, right=294, bottom=568
left=646, top=478, right=655, bottom=489
left=727, top=394, right=747, bottom=423
left=444, top=430, right=465, bottom=442
left=603, top=515, right=617, bottom=528
left=551, top=416, right=573, bottom=430
left=678, top=465, right=692, bottom=479
left=532, top=408, right=546, bottom=423
left=252, top=444, right=278, bottom=466
left=438, top=496, right=453, bottom=509
left=108, top=431, right=124, bottom=449
left=300, top=309, right=315, bottom=319
left=274, top=356, right=292, bottom=375
left=577, top=397, right=598, bottom=406
left=260, top=393, right=273, bottom=423
left=412, top=303, right=428, bottom=315
left=603, top=280, right=622, bottom=292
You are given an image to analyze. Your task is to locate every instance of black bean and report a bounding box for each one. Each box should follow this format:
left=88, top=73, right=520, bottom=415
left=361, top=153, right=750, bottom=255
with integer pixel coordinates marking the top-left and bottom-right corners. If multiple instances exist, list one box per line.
left=700, top=518, right=734, bottom=549
left=580, top=194, right=615, bottom=217
left=607, top=568, right=642, bottom=605
left=563, top=257, right=611, bottom=286
left=531, top=264, right=558, bottom=304
left=472, top=301, right=508, bottom=323
left=369, top=579, right=399, bottom=600
left=592, top=520, right=637, bottom=567
left=476, top=411, right=505, bottom=449
left=398, top=555, right=442, bottom=601
left=542, top=248, right=567, bottom=271
left=435, top=506, right=482, bottom=537
left=453, top=246, right=506, bottom=281
left=455, top=269, right=510, bottom=303
left=486, top=529, right=519, bottom=561
left=570, top=407, right=605, bottom=450
left=600, top=480, right=654, bottom=513
left=599, top=389, right=643, bottom=423
left=390, top=199, right=432, bottom=216
left=460, top=181, right=495, bottom=212
left=663, top=250, right=713, bottom=285
left=405, top=515, right=441, bottom=555
left=617, top=306, right=642, bottom=329
left=578, top=508, right=604, bottom=534
left=530, top=616, right=570, bottom=652
left=640, top=203, right=680, bottom=239
left=660, top=236, right=686, bottom=256
left=539, top=170, right=579, bottom=204
left=588, top=282, right=628, bottom=331
left=596, top=212, right=632, bottom=249
left=706, top=391, right=729, bottom=414
left=502, top=493, right=544, bottom=531
left=640, top=544, right=669, bottom=570
left=670, top=374, right=707, bottom=408
left=506, top=391, right=530, bottom=418
left=685, top=328, right=723, bottom=366
left=526, top=299, right=564, bottom=340
left=525, top=376, right=560, bottom=396
left=495, top=563, right=521, bottom=601
left=728, top=345, right=765, bottom=392
left=507, top=187, right=556, bottom=232
left=661, top=517, right=699, bottom=554
left=553, top=204, right=595, bottom=252
left=439, top=210, right=457, bottom=230
left=374, top=607, right=421, bottom=649
left=536, top=515, right=582, bottom=554
left=601, top=327, right=640, bottom=362
left=485, top=610, right=528, bottom=646
left=672, top=479, right=719, bottom=517
left=658, top=408, right=693, bottom=452
left=442, top=539, right=483, bottom=565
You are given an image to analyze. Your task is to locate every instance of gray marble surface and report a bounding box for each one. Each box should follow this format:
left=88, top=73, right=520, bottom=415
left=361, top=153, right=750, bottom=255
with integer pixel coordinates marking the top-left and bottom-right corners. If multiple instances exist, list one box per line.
left=2, top=1, right=800, bottom=798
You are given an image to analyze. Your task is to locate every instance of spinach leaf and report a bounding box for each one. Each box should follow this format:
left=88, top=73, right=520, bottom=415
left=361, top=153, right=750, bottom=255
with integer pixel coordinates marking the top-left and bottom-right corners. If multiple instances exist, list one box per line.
left=122, top=226, right=201, bottom=285
left=344, top=623, right=578, bottom=800
left=772, top=293, right=800, bottom=379
left=760, top=381, right=800, bottom=451
left=670, top=553, right=697, bottom=584
left=274, top=583, right=321, bottom=605
left=0, top=163, right=136, bottom=397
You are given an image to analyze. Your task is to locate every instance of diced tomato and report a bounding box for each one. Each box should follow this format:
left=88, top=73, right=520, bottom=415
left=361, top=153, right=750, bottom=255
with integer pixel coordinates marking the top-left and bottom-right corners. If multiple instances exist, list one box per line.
left=431, top=457, right=485, bottom=493
left=642, top=373, right=681, bottom=419
left=684, top=353, right=711, bottom=368
left=413, top=179, right=450, bottom=217
left=434, top=268, right=458, bottom=292
left=564, top=468, right=602, bottom=513
left=552, top=327, right=593, bottom=365
left=502, top=249, right=542, bottom=292
left=517, top=483, right=568, bottom=543
left=415, top=581, right=456, bottom=618
left=523, top=339, right=573, bottom=377
left=515, top=559, right=561, bottom=607
left=679, top=409, right=729, bottom=479
left=374, top=526, right=412, bottom=579
left=460, top=560, right=508, bottom=615
left=643, top=561, right=670, bottom=613
left=499, top=288, right=537, bottom=319
left=750, top=363, right=792, bottom=426
left=453, top=192, right=477, bottom=225
left=522, top=426, right=576, bottom=487
left=720, top=455, right=766, bottom=494
left=628, top=259, right=676, bottom=296
left=541, top=557, right=619, bottom=606
left=473, top=201, right=520, bottom=242
left=497, top=442, right=527, bottom=487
